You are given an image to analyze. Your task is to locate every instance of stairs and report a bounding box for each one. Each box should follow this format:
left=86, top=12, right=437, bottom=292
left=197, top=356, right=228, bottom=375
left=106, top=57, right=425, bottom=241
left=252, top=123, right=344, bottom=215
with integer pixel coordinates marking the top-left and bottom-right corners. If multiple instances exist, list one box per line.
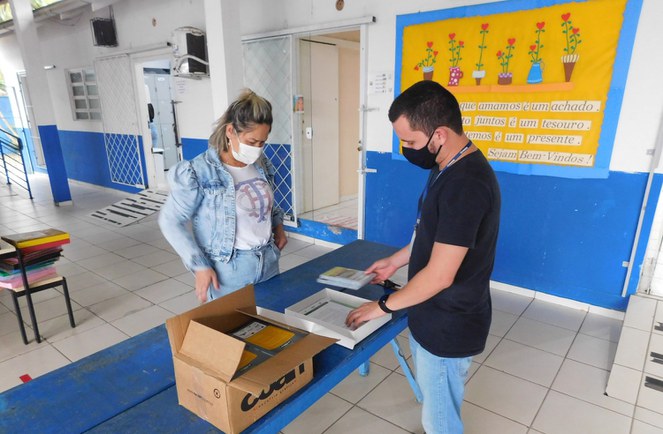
left=606, top=293, right=663, bottom=415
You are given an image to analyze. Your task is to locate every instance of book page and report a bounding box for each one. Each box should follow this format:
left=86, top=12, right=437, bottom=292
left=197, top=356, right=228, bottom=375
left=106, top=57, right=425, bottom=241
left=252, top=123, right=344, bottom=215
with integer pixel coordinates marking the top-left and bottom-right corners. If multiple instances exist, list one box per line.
left=300, top=298, right=363, bottom=330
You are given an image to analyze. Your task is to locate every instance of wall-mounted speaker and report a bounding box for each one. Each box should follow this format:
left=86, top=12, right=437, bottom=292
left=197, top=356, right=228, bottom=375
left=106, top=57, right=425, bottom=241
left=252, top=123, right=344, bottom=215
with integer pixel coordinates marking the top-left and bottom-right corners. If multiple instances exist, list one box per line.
left=91, top=18, right=118, bottom=47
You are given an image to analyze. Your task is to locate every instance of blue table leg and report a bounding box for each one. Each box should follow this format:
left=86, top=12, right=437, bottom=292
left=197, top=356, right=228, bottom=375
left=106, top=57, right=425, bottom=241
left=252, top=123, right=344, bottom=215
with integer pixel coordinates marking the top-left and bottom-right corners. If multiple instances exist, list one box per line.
left=358, top=361, right=370, bottom=377
left=391, top=339, right=423, bottom=403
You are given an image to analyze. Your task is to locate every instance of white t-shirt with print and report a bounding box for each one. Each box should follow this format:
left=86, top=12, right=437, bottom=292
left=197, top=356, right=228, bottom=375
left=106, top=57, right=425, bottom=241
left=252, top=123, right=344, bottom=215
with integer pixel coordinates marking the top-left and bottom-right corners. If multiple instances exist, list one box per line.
left=223, top=163, right=273, bottom=250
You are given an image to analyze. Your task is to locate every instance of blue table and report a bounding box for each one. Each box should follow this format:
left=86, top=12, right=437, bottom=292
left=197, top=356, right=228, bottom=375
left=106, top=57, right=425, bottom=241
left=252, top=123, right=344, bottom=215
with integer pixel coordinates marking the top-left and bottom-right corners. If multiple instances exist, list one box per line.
left=0, top=240, right=416, bottom=433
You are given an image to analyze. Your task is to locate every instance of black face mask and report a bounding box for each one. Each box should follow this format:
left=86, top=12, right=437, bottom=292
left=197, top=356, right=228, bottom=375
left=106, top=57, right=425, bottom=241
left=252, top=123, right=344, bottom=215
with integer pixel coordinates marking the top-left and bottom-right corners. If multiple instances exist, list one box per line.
left=402, top=131, right=441, bottom=169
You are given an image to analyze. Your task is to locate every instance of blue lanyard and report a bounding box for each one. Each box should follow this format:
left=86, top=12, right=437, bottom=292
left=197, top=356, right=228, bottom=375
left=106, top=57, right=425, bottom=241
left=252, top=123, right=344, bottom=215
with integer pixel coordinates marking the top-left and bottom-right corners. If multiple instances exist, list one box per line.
left=415, top=141, right=473, bottom=225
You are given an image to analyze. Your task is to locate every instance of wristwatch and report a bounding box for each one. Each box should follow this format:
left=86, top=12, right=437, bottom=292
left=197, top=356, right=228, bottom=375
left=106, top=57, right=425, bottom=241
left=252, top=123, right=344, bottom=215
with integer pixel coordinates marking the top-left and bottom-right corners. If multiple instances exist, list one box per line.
left=378, top=293, right=395, bottom=314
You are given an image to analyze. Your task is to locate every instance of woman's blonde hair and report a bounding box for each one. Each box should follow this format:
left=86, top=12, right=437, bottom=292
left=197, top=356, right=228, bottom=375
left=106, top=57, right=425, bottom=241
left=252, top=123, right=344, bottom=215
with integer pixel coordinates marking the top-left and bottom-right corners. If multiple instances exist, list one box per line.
left=209, top=89, right=273, bottom=152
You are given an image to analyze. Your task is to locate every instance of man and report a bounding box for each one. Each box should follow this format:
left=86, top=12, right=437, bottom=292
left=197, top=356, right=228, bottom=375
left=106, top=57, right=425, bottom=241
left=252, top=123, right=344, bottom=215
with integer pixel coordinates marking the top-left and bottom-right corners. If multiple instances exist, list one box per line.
left=346, top=80, right=501, bottom=434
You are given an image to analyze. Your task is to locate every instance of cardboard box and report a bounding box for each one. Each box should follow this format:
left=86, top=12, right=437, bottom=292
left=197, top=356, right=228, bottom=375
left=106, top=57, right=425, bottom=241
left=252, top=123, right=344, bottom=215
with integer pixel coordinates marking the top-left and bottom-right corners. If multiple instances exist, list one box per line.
left=258, top=288, right=392, bottom=350
left=165, top=285, right=336, bottom=434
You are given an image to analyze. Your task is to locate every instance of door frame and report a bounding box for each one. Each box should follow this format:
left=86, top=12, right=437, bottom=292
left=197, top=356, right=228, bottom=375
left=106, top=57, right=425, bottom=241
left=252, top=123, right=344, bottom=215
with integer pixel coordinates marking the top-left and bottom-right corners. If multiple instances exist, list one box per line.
left=242, top=16, right=374, bottom=239
left=128, top=46, right=175, bottom=190
left=15, top=71, right=42, bottom=171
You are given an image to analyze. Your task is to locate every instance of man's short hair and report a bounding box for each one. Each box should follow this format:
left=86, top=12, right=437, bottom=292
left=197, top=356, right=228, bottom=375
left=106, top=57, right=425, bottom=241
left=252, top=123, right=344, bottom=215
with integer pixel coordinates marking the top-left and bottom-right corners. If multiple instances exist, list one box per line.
left=388, top=80, right=463, bottom=135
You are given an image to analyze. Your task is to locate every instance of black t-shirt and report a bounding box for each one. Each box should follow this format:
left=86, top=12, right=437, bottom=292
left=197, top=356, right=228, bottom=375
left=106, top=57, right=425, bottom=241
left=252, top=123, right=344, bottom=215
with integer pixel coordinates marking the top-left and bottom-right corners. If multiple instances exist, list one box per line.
left=408, top=148, right=501, bottom=358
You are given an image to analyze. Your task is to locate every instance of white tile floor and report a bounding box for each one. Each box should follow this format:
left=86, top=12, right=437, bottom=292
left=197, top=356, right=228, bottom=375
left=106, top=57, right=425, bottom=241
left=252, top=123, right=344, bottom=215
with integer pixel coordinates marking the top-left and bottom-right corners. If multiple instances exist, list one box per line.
left=299, top=196, right=358, bottom=230
left=1, top=174, right=663, bottom=433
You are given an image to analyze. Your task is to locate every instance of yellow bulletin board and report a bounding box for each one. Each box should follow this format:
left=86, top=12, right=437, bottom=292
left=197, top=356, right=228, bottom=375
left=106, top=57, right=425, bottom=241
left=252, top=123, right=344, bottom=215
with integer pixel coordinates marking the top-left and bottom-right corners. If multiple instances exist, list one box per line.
left=394, top=0, right=643, bottom=178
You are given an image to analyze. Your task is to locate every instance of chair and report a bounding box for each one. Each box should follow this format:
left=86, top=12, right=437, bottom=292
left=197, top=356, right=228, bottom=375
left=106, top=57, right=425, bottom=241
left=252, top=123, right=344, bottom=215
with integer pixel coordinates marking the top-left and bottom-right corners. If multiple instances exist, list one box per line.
left=0, top=244, right=76, bottom=344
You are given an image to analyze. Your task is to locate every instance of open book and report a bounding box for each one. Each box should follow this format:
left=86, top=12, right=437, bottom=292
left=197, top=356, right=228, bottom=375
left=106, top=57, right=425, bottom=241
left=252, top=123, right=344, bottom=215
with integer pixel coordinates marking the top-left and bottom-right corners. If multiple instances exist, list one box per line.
left=258, top=288, right=392, bottom=350
left=317, top=266, right=376, bottom=290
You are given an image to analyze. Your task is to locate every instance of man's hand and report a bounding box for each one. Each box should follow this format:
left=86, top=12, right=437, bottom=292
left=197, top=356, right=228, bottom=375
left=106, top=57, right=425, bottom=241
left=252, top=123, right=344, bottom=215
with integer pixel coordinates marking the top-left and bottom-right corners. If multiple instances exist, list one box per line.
left=365, top=257, right=399, bottom=284
left=345, top=301, right=385, bottom=330
left=273, top=224, right=288, bottom=250
left=194, top=268, right=218, bottom=303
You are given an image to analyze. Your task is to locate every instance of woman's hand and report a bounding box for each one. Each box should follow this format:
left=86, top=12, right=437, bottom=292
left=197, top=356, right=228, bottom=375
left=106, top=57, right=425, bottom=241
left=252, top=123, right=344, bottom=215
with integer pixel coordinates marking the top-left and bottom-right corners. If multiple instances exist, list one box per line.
left=273, top=224, right=288, bottom=250
left=194, top=268, right=219, bottom=303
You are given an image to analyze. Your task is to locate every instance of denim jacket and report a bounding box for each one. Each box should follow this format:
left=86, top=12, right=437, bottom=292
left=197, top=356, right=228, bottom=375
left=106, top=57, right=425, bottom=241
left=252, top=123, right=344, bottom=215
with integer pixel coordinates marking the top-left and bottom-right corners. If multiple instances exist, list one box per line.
left=158, top=147, right=284, bottom=270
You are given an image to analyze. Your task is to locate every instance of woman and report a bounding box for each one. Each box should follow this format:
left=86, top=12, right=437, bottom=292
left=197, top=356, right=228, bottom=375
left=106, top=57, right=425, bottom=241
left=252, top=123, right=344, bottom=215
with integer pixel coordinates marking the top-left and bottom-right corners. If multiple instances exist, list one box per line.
left=159, top=89, right=287, bottom=302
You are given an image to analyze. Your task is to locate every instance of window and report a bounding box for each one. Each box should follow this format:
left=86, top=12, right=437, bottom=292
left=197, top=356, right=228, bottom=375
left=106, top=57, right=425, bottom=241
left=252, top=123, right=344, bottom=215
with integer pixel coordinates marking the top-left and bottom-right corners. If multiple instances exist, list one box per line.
left=67, top=68, right=101, bottom=121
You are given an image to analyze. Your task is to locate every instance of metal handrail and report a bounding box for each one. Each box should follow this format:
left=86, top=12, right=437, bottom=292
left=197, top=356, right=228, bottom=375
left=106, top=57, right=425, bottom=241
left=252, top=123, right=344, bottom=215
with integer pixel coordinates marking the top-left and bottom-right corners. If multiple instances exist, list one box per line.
left=0, top=127, right=33, bottom=199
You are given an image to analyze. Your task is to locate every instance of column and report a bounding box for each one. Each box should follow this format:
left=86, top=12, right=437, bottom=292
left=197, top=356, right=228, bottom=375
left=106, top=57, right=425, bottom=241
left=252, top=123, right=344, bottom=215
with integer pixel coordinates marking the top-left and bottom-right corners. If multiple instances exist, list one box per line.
left=204, top=0, right=243, bottom=119
left=8, top=0, right=72, bottom=204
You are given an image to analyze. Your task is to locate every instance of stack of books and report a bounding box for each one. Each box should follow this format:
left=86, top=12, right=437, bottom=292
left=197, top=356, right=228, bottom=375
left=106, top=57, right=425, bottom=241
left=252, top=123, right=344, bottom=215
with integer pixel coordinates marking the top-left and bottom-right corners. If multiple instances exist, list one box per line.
left=317, top=266, right=376, bottom=290
left=0, top=229, right=70, bottom=290
left=228, top=319, right=304, bottom=377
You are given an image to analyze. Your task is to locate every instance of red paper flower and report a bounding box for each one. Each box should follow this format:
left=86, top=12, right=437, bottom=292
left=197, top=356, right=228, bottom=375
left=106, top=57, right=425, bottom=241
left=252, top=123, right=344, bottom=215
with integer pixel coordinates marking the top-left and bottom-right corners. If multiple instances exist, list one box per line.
left=476, top=23, right=490, bottom=70
left=562, top=14, right=582, bottom=55
left=415, top=42, right=438, bottom=69
left=498, top=38, right=516, bottom=74
left=529, top=21, right=545, bottom=63
left=448, top=33, right=464, bottom=67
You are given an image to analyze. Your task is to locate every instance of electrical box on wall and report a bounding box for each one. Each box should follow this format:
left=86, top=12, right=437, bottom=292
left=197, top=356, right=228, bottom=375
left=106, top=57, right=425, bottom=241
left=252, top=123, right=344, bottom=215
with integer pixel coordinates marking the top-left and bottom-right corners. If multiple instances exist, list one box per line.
left=171, top=27, right=209, bottom=79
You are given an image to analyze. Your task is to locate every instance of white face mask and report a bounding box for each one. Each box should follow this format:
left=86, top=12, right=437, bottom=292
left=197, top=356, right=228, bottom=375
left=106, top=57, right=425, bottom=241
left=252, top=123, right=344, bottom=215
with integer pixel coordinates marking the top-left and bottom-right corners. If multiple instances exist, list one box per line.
left=231, top=136, right=263, bottom=165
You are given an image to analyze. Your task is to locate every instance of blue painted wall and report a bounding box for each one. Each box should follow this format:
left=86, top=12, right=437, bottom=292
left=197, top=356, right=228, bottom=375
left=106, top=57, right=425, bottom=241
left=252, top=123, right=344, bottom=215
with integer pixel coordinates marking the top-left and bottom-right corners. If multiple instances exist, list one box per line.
left=364, top=151, right=661, bottom=310
left=181, top=137, right=208, bottom=161
left=39, top=124, right=71, bottom=202
left=287, top=218, right=358, bottom=245
left=58, top=130, right=144, bottom=194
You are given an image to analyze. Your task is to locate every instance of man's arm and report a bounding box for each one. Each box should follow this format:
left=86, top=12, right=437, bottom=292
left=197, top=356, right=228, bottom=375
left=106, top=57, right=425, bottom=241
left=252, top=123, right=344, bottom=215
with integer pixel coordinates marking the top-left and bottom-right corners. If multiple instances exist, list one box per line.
left=365, top=245, right=411, bottom=283
left=346, top=241, right=468, bottom=328
left=386, top=242, right=467, bottom=309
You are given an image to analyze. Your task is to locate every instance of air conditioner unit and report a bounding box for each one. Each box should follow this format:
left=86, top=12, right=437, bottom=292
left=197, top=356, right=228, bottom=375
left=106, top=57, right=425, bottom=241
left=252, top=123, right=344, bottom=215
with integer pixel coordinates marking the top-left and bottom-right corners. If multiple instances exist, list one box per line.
left=91, top=17, right=118, bottom=47
left=171, top=27, right=209, bottom=79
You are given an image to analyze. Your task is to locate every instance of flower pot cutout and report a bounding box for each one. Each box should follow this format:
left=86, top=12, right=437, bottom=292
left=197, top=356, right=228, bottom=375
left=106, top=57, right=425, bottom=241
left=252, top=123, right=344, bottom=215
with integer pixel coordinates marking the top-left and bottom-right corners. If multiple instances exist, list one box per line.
left=472, top=70, right=486, bottom=85
left=562, top=54, right=579, bottom=82
left=498, top=72, right=513, bottom=85
left=448, top=67, right=463, bottom=86
left=527, top=61, right=544, bottom=84
left=423, top=66, right=434, bottom=81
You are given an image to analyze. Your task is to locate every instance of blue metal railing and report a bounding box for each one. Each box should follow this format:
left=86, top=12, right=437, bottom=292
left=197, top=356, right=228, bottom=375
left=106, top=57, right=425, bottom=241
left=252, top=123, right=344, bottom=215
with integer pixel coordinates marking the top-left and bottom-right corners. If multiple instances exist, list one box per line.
left=0, top=127, right=33, bottom=199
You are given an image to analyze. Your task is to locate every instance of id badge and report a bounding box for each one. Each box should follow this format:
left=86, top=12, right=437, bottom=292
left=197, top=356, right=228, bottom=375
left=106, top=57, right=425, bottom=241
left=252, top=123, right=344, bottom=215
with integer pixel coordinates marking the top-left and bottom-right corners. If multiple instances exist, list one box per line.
left=409, top=220, right=418, bottom=253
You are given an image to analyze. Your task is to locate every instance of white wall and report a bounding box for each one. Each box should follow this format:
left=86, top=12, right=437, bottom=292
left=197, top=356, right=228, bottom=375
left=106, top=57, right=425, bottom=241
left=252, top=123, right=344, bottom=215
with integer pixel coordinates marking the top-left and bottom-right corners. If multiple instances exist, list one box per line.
left=2, top=0, right=661, bottom=166
left=610, top=0, right=663, bottom=173
left=239, top=0, right=500, bottom=155
left=0, top=0, right=214, bottom=139
left=239, top=0, right=663, bottom=175
left=0, top=32, right=26, bottom=128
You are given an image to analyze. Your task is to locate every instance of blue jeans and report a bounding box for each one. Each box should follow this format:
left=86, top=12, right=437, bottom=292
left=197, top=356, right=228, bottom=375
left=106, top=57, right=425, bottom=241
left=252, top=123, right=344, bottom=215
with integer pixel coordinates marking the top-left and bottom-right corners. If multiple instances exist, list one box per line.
left=410, top=335, right=472, bottom=434
left=207, top=241, right=280, bottom=301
